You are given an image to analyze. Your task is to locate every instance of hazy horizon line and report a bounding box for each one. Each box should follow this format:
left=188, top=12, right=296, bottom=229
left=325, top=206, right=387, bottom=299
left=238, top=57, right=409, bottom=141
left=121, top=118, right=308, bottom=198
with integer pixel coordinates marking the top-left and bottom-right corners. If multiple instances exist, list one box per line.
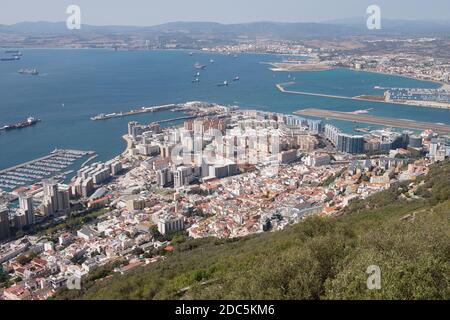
left=3, top=17, right=450, bottom=28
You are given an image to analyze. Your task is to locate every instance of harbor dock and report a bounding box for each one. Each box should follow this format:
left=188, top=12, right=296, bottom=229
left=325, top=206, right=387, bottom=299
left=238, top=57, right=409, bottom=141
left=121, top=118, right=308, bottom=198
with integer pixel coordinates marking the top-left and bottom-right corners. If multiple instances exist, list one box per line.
left=0, top=149, right=94, bottom=191
left=277, top=83, right=450, bottom=110
left=90, top=104, right=178, bottom=121
left=277, top=83, right=374, bottom=101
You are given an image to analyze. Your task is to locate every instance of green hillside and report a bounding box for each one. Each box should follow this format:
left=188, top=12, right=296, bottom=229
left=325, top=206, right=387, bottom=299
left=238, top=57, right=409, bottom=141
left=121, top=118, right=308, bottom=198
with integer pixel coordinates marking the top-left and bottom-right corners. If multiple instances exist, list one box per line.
left=59, top=160, right=450, bottom=300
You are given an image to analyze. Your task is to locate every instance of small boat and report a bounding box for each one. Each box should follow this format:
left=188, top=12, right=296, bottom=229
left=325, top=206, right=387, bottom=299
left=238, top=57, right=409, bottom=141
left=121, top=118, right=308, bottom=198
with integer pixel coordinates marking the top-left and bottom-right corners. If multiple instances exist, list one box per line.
left=210, top=59, right=215, bottom=63
left=354, top=126, right=370, bottom=133
left=233, top=76, right=240, bottom=81
left=194, top=63, right=207, bottom=70
left=218, top=81, right=229, bottom=87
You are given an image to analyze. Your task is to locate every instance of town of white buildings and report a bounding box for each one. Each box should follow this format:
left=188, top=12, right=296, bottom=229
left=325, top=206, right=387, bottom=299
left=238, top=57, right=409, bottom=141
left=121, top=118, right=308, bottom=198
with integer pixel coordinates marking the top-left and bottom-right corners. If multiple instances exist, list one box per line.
left=0, top=102, right=449, bottom=300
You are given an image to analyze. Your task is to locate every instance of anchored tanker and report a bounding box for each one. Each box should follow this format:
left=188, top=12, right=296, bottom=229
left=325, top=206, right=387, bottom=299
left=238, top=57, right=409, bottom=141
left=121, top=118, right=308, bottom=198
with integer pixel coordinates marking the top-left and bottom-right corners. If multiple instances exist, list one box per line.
left=5, top=50, right=22, bottom=56
left=0, top=117, right=41, bottom=131
left=1, top=56, right=20, bottom=61
left=18, top=68, right=39, bottom=76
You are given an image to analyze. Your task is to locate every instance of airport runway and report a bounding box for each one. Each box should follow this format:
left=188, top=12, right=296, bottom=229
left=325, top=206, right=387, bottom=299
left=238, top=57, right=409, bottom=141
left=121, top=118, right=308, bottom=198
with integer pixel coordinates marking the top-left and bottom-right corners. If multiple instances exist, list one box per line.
left=294, top=108, right=450, bottom=134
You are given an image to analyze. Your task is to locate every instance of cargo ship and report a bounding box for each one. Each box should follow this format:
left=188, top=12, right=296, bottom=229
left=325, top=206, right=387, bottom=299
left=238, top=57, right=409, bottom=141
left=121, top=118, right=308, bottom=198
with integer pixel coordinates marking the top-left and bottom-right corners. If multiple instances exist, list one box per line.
left=217, top=81, right=229, bottom=87
left=0, top=117, right=41, bottom=131
left=5, top=50, right=22, bottom=56
left=1, top=56, right=20, bottom=61
left=18, top=68, right=39, bottom=76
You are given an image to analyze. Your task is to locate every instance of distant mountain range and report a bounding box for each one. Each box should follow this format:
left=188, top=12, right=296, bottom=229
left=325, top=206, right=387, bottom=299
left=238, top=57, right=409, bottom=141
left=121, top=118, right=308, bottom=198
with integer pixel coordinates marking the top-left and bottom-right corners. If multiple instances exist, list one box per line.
left=326, top=17, right=450, bottom=35
left=1, top=19, right=450, bottom=40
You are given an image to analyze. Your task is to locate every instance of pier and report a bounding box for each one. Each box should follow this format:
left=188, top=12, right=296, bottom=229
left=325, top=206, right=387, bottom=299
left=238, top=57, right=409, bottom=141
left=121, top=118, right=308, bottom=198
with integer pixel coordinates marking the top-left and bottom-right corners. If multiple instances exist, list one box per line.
left=277, top=83, right=450, bottom=110
left=0, top=149, right=94, bottom=191
left=277, top=83, right=357, bottom=101
left=294, top=108, right=450, bottom=134
left=90, top=104, right=178, bottom=121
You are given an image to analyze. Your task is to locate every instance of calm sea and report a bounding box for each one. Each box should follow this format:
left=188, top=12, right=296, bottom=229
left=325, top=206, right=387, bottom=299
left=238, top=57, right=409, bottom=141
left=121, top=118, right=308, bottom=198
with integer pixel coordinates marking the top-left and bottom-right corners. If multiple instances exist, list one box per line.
left=0, top=49, right=448, bottom=170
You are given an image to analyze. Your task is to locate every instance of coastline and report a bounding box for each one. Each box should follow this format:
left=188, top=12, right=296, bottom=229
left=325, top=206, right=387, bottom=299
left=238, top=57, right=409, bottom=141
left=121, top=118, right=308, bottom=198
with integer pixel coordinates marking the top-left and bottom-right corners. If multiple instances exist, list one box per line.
left=6, top=46, right=450, bottom=89
left=276, top=83, right=450, bottom=110
left=348, top=67, right=448, bottom=90
left=122, top=134, right=134, bottom=156
left=261, top=59, right=448, bottom=91
left=261, top=61, right=333, bottom=72
left=2, top=49, right=449, bottom=175
left=12, top=46, right=449, bottom=89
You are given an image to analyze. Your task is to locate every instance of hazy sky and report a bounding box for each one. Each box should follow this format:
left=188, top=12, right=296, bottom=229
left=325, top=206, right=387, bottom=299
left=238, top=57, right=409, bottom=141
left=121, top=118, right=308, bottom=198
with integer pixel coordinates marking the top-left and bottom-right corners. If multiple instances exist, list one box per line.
left=2, top=0, right=450, bottom=25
